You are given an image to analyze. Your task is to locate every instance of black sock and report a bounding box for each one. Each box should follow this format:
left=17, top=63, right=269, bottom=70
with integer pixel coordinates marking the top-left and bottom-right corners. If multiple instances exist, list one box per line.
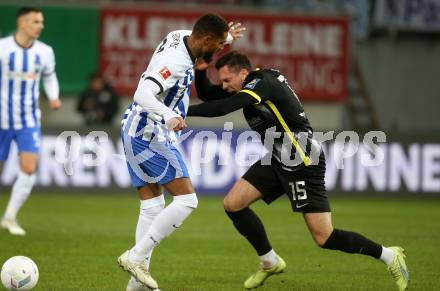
left=322, top=229, right=382, bottom=259
left=225, top=208, right=272, bottom=256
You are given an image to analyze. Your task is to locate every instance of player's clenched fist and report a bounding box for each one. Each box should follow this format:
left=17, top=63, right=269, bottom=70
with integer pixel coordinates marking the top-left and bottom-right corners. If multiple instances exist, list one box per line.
left=49, top=99, right=62, bottom=110
left=166, top=116, right=186, bottom=131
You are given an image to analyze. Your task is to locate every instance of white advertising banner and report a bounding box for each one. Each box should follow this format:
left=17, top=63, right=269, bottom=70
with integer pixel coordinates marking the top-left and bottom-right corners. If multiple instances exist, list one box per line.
left=1, top=132, right=439, bottom=193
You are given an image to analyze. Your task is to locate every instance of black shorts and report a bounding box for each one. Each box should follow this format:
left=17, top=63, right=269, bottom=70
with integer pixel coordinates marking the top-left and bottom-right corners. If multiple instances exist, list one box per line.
left=242, top=152, right=330, bottom=213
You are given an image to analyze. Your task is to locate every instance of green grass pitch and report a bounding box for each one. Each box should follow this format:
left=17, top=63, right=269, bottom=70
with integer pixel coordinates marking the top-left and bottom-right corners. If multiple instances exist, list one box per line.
left=1, top=191, right=439, bottom=291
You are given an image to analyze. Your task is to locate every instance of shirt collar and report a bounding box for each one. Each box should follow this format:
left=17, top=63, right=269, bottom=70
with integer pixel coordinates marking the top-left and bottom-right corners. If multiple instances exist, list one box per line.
left=183, top=35, right=196, bottom=64
left=13, top=34, right=35, bottom=49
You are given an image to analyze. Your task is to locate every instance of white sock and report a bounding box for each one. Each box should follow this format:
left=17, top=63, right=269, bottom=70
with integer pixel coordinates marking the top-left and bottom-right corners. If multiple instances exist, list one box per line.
left=135, top=195, right=165, bottom=271
left=129, top=193, right=198, bottom=262
left=380, top=246, right=396, bottom=266
left=260, top=249, right=278, bottom=269
left=3, top=170, right=36, bottom=220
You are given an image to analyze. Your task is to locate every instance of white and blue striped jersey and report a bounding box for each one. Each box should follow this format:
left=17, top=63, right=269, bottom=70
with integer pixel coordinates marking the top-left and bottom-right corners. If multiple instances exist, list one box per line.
left=0, top=35, right=56, bottom=130
left=122, top=30, right=195, bottom=143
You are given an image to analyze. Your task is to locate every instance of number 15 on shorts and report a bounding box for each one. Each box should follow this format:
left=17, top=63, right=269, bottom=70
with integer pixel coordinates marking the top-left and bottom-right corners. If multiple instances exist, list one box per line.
left=289, top=181, right=307, bottom=201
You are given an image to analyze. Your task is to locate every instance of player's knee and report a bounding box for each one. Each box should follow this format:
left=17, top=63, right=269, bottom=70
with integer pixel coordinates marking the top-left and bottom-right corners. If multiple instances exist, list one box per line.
left=20, top=155, right=38, bottom=174
left=174, top=193, right=198, bottom=209
left=312, top=231, right=332, bottom=248
left=223, top=196, right=232, bottom=211
left=315, top=236, right=328, bottom=248
left=21, top=165, right=36, bottom=175
left=223, top=195, right=245, bottom=212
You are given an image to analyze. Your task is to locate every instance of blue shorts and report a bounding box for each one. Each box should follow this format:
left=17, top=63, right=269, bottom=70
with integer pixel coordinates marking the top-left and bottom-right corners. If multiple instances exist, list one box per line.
left=121, top=132, right=189, bottom=187
left=0, top=127, right=41, bottom=161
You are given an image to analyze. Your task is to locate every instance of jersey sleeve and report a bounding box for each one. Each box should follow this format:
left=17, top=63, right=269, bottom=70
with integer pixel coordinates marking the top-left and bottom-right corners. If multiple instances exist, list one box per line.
left=144, top=52, right=189, bottom=96
left=187, top=92, right=255, bottom=117
left=239, top=76, right=269, bottom=104
left=195, top=69, right=232, bottom=101
left=42, top=46, right=56, bottom=76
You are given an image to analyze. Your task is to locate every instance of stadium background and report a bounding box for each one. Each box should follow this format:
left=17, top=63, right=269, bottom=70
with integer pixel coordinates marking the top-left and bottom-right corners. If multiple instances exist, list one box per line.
left=1, top=1, right=440, bottom=290
left=1, top=0, right=439, bottom=195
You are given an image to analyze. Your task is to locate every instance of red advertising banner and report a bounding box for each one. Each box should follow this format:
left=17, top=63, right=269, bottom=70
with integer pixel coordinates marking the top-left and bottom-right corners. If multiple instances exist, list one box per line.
left=100, top=6, right=349, bottom=101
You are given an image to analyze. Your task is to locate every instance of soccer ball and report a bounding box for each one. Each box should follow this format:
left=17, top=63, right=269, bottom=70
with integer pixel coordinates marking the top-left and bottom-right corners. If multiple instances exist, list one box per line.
left=1, top=256, right=39, bottom=290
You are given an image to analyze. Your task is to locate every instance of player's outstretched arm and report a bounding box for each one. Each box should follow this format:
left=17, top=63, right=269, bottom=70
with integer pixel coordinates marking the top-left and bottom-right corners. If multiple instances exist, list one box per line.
left=188, top=92, right=255, bottom=117
left=43, top=73, right=61, bottom=110
left=43, top=47, right=62, bottom=110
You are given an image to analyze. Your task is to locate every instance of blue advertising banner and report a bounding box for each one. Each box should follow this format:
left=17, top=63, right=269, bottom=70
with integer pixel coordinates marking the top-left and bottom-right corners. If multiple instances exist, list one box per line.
left=373, top=0, right=440, bottom=31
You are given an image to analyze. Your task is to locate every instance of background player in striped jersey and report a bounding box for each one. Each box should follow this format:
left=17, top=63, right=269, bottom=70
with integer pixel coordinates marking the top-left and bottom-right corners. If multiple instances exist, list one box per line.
left=118, top=14, right=245, bottom=290
left=188, top=51, right=409, bottom=291
left=0, top=7, right=61, bottom=236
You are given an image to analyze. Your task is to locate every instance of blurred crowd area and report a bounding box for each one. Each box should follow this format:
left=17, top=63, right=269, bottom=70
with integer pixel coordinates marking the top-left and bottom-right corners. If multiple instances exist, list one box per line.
left=113, top=0, right=370, bottom=38
left=60, top=0, right=367, bottom=10
left=70, top=0, right=370, bottom=41
left=114, top=0, right=365, bottom=11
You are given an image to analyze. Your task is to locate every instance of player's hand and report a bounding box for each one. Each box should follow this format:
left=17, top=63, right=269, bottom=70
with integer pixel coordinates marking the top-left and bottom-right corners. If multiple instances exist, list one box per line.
left=49, top=99, right=62, bottom=110
left=166, top=116, right=186, bottom=132
left=173, top=116, right=187, bottom=131
left=195, top=58, right=209, bottom=71
left=228, top=22, right=246, bottom=40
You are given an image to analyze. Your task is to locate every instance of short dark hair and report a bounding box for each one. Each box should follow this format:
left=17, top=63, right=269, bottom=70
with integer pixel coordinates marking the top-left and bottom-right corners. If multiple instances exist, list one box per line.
left=215, top=51, right=252, bottom=72
left=192, top=14, right=229, bottom=39
left=16, top=6, right=42, bottom=20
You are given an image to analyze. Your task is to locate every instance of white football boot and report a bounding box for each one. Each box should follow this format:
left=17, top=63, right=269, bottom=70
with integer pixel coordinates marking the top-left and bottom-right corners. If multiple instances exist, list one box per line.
left=0, top=218, right=26, bottom=236
left=118, top=250, right=159, bottom=290
left=126, top=277, right=161, bottom=291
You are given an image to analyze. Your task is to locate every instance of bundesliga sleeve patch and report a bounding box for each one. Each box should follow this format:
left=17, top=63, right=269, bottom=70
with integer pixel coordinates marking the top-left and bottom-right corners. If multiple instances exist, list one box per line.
left=244, top=78, right=261, bottom=89
left=159, top=67, right=171, bottom=80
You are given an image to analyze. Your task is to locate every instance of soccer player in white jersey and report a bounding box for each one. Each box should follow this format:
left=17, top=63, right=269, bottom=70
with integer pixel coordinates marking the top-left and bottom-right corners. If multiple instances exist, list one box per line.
left=0, top=7, right=61, bottom=236
left=118, top=14, right=244, bottom=290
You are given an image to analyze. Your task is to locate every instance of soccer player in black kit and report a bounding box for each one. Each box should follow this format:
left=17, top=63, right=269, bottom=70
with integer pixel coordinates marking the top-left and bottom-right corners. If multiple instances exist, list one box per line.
left=188, top=51, right=409, bottom=290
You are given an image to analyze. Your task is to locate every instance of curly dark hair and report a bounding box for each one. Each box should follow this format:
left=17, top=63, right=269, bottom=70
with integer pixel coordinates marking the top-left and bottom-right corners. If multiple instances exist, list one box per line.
left=192, top=13, right=229, bottom=39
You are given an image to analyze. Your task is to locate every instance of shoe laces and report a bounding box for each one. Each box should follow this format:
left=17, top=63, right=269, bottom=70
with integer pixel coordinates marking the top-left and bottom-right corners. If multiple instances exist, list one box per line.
left=389, top=264, right=401, bottom=280
left=389, top=256, right=407, bottom=281
left=258, top=262, right=270, bottom=271
left=257, top=262, right=276, bottom=273
left=138, top=262, right=150, bottom=275
left=249, top=263, right=265, bottom=277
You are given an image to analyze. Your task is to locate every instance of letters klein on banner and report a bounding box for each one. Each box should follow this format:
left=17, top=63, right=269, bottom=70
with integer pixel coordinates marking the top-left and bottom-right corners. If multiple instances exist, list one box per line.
left=99, top=7, right=349, bottom=101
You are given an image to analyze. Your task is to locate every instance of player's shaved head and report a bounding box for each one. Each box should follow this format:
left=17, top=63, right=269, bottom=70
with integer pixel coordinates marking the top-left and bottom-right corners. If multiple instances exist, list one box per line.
left=215, top=51, right=252, bottom=72
left=16, top=6, right=42, bottom=20
left=192, top=14, right=229, bottom=39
